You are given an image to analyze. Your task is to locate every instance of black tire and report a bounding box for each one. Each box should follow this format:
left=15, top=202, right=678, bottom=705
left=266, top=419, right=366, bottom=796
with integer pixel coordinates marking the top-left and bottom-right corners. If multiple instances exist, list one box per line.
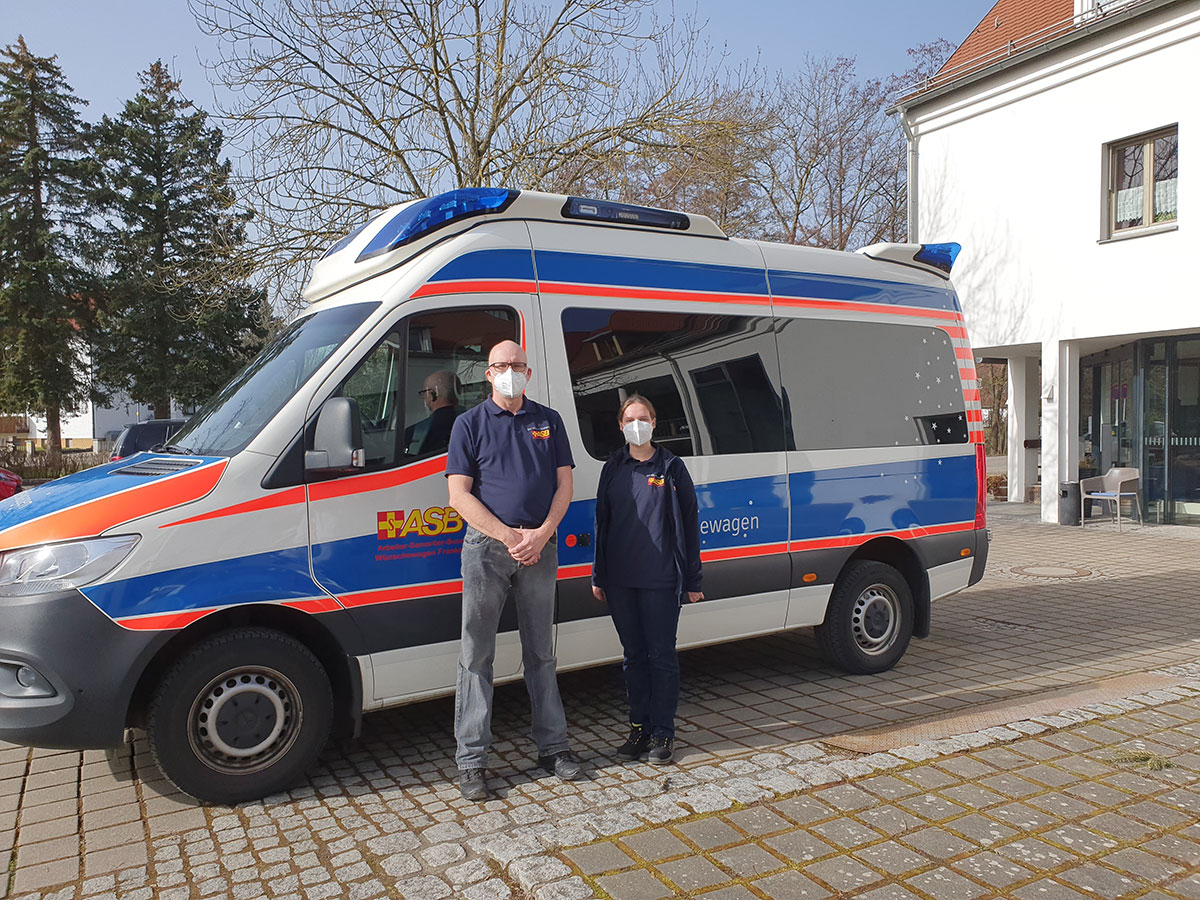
left=815, top=561, right=913, bottom=674
left=147, top=628, right=332, bottom=804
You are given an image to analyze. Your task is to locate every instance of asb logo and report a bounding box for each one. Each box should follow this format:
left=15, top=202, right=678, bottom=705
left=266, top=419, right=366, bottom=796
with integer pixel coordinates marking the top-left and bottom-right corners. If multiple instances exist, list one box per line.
left=530, top=428, right=550, bottom=440
left=377, top=507, right=465, bottom=539
left=646, top=475, right=666, bottom=487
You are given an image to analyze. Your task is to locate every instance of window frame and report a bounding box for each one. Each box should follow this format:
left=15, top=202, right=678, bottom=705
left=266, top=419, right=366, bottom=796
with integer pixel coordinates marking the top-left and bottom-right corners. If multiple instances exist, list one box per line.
left=1104, top=125, right=1178, bottom=240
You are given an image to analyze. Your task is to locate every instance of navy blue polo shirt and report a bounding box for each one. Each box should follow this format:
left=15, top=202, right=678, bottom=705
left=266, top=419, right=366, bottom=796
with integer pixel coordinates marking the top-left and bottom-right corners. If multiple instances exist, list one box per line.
left=445, top=397, right=574, bottom=527
left=604, top=447, right=676, bottom=589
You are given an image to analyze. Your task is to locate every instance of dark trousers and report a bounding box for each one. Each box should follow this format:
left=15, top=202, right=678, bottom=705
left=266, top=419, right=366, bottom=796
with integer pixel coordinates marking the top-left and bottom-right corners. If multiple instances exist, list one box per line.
left=606, top=585, right=681, bottom=738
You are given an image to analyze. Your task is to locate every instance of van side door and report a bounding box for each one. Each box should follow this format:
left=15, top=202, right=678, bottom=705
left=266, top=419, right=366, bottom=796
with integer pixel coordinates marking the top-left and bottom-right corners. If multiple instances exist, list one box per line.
left=531, top=225, right=793, bottom=664
left=304, top=290, right=540, bottom=708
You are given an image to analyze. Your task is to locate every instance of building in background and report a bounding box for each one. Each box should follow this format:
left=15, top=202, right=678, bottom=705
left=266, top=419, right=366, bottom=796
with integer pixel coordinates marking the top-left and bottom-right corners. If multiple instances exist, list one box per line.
left=893, top=0, right=1196, bottom=524
left=1, top=393, right=169, bottom=455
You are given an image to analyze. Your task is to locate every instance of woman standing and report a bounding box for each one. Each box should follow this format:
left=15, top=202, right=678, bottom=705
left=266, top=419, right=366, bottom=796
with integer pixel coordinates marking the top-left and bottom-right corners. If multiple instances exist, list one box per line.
left=592, top=396, right=703, bottom=764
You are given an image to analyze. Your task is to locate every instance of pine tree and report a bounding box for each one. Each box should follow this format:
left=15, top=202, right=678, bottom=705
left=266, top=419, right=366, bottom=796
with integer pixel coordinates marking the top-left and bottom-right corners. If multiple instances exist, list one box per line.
left=0, top=37, right=97, bottom=459
left=92, top=61, right=266, bottom=418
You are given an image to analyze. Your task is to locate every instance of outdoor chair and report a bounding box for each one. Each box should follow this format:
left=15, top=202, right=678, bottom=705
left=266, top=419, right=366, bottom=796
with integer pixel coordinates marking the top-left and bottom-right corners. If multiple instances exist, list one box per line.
left=1080, top=467, right=1143, bottom=532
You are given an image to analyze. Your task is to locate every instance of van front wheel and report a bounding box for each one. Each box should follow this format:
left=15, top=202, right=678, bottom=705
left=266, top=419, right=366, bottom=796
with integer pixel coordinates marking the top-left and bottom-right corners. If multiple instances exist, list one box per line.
left=815, top=561, right=913, bottom=674
left=147, top=629, right=333, bottom=804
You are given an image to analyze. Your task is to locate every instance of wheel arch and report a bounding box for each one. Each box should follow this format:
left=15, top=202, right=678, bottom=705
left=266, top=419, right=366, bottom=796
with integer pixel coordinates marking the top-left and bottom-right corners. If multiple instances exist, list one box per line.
left=126, top=603, right=362, bottom=741
left=844, top=536, right=931, bottom=638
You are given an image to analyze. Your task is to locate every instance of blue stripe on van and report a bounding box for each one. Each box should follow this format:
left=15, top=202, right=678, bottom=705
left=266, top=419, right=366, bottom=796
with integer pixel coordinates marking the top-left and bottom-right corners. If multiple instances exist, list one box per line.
left=535, top=251, right=771, bottom=297
left=81, top=545, right=320, bottom=621
left=790, top=455, right=976, bottom=539
left=768, top=270, right=960, bottom=312
left=428, top=248, right=536, bottom=282
left=312, top=529, right=466, bottom=595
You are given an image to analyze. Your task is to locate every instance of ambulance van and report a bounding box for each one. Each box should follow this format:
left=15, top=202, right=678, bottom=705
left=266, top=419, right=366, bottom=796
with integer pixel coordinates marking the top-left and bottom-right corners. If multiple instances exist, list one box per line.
left=0, top=188, right=989, bottom=802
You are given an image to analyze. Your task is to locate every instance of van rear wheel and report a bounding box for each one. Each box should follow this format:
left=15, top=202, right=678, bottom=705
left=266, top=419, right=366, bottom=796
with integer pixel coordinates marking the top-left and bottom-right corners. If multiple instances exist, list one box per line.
left=815, top=561, right=913, bottom=674
left=147, top=628, right=332, bottom=804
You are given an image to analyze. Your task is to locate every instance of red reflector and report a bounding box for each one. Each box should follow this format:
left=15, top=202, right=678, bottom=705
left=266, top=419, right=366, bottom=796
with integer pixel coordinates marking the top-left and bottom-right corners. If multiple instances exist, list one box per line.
left=974, top=442, right=987, bottom=530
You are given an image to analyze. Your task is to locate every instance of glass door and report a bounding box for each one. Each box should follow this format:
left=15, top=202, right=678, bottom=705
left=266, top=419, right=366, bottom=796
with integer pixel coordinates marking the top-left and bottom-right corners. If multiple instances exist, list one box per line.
left=1170, top=339, right=1200, bottom=525
left=1143, top=342, right=1168, bottom=523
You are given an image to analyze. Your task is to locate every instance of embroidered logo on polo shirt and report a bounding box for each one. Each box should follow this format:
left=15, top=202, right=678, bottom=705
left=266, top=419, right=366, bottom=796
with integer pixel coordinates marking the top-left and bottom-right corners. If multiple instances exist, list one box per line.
left=647, top=475, right=666, bottom=487
left=530, top=427, right=551, bottom=439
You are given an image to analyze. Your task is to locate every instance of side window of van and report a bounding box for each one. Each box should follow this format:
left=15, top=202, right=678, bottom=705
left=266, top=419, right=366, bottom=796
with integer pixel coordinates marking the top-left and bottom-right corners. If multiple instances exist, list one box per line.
left=562, top=307, right=788, bottom=460
left=335, top=306, right=519, bottom=470
left=776, top=318, right=969, bottom=449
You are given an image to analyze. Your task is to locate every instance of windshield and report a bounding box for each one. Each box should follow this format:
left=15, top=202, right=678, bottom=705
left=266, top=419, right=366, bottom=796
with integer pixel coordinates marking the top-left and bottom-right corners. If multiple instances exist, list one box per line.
left=171, top=301, right=379, bottom=457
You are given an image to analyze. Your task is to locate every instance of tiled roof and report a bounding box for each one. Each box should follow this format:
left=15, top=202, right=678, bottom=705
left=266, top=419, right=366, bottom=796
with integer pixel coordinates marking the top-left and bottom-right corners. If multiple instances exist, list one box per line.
left=940, top=0, right=1074, bottom=77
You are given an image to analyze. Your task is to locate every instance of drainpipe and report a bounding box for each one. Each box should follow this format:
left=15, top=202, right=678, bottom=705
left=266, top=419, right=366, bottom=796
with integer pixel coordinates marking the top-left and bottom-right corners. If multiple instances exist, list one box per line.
left=900, top=105, right=918, bottom=243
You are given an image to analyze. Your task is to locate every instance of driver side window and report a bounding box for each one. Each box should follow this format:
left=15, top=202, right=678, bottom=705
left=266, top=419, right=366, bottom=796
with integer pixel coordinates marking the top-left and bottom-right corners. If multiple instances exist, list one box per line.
left=336, top=305, right=519, bottom=471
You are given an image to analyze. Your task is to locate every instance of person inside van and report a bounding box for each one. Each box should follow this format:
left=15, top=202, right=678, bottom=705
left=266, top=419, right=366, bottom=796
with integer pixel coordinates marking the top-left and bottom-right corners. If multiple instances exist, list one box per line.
left=592, top=395, right=703, bottom=765
left=405, top=369, right=462, bottom=456
left=445, top=340, right=582, bottom=800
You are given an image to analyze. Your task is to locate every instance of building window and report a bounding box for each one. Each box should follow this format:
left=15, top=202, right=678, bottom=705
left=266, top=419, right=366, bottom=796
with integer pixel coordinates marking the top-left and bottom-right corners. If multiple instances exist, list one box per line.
left=1108, top=126, right=1178, bottom=236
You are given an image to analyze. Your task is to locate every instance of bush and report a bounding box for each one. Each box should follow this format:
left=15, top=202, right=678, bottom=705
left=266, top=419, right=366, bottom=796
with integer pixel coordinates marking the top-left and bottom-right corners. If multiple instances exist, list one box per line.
left=986, top=474, right=1007, bottom=498
left=0, top=449, right=109, bottom=482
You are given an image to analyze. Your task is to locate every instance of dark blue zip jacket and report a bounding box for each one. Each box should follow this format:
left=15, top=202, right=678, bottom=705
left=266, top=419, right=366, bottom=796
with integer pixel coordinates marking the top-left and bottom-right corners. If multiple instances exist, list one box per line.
left=592, top=445, right=702, bottom=601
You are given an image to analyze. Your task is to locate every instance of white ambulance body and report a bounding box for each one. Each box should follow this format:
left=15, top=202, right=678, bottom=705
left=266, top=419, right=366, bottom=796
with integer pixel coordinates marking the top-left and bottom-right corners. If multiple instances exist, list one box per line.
left=0, top=189, right=987, bottom=802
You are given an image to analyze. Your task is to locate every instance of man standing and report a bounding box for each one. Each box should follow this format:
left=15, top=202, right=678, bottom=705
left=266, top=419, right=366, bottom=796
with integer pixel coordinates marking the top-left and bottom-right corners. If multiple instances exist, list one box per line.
left=445, top=340, right=581, bottom=800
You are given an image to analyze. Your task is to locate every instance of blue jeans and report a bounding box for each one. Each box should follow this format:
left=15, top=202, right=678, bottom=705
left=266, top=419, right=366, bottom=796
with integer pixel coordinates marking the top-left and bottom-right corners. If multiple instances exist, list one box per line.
left=455, top=526, right=569, bottom=770
left=605, top=586, right=681, bottom=738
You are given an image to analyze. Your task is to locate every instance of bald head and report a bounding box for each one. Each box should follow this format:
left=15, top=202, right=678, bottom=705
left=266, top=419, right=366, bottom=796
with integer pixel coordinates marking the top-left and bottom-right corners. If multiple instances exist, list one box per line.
left=488, top=340, right=526, bottom=366
left=422, top=370, right=458, bottom=410
left=486, top=339, right=531, bottom=403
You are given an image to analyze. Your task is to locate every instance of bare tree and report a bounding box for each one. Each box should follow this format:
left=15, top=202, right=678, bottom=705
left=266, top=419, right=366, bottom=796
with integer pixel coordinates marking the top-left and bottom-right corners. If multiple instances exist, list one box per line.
left=192, top=0, right=742, bottom=305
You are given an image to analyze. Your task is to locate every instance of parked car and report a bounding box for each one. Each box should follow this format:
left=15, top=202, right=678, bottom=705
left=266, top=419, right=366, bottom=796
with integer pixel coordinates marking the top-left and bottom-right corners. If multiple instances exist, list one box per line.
left=0, top=468, right=21, bottom=501
left=109, top=419, right=188, bottom=462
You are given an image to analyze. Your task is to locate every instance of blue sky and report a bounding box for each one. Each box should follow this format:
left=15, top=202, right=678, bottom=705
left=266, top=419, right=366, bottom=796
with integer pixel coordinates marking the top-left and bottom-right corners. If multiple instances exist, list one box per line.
left=5, top=1, right=992, bottom=119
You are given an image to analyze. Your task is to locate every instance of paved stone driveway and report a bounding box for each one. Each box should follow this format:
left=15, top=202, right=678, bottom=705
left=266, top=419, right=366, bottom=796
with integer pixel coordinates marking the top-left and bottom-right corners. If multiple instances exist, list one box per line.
left=2, top=506, right=1199, bottom=899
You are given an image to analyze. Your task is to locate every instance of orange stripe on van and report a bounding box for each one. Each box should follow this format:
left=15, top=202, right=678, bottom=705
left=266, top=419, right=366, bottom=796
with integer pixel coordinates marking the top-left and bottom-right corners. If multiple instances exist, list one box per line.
left=308, top=454, right=448, bottom=503
left=543, top=282, right=771, bottom=307
left=963, top=388, right=981, bottom=402
left=955, top=347, right=976, bottom=360
left=701, top=542, right=789, bottom=563
left=0, top=461, right=228, bottom=551
left=339, top=579, right=464, bottom=608
left=958, top=367, right=977, bottom=381
left=160, top=485, right=308, bottom=528
left=117, top=608, right=216, bottom=631
left=557, top=564, right=592, bottom=580
left=939, top=325, right=969, bottom=338
left=788, top=521, right=974, bottom=553
left=411, top=279, right=538, bottom=298
left=774, top=296, right=963, bottom=322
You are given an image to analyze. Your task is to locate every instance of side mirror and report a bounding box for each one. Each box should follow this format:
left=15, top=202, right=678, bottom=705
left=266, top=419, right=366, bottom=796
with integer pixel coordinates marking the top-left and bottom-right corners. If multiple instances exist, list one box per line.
left=305, top=397, right=365, bottom=474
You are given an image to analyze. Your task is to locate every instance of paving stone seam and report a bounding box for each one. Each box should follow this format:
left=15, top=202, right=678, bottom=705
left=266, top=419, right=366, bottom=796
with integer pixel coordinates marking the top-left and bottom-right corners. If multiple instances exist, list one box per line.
left=535, top=674, right=1200, bottom=900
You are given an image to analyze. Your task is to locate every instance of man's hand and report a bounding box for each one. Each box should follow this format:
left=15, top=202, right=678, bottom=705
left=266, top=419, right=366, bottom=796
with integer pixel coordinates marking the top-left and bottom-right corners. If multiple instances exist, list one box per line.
left=508, top=526, right=551, bottom=565
left=592, top=585, right=606, bottom=602
left=686, top=591, right=704, bottom=604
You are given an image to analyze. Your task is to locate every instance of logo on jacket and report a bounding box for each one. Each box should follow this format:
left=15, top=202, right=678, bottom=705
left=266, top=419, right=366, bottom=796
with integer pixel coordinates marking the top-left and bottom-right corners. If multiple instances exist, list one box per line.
left=378, top=507, right=465, bottom=539
left=530, top=427, right=551, bottom=440
left=646, top=475, right=666, bottom=487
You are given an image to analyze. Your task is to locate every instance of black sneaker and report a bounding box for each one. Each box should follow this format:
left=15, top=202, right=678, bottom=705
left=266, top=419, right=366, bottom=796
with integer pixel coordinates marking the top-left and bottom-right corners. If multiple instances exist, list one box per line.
left=616, top=725, right=649, bottom=761
left=647, top=735, right=674, bottom=765
left=458, top=768, right=489, bottom=801
left=537, top=750, right=584, bottom=781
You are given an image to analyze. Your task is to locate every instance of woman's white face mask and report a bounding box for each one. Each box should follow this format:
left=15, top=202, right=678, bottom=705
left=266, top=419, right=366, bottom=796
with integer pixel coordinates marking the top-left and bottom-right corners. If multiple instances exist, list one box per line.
left=622, top=419, right=653, bottom=446
left=492, top=367, right=527, bottom=398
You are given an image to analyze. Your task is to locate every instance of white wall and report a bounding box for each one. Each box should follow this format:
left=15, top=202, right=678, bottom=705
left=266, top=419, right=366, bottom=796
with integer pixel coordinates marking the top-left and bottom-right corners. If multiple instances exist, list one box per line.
left=910, top=1, right=1198, bottom=352
left=905, top=0, right=1199, bottom=522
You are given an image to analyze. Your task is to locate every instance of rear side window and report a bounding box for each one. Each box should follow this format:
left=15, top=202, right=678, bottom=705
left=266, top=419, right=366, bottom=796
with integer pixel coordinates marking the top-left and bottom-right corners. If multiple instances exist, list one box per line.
left=134, top=424, right=170, bottom=452
left=776, top=318, right=968, bottom=449
left=562, top=307, right=788, bottom=460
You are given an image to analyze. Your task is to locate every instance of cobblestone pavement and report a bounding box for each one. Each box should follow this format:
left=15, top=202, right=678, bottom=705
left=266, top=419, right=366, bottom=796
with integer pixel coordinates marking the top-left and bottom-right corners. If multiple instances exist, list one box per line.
left=3, top=506, right=1199, bottom=899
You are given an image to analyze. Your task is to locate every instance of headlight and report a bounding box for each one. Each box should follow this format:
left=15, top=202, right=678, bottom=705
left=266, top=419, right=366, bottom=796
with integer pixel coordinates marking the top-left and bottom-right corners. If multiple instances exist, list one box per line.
left=0, top=536, right=140, bottom=598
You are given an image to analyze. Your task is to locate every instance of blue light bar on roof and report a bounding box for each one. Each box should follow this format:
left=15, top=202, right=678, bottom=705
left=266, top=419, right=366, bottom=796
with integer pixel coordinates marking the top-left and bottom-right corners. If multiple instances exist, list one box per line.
left=357, top=188, right=519, bottom=262
left=562, top=197, right=690, bottom=231
left=914, top=242, right=961, bottom=274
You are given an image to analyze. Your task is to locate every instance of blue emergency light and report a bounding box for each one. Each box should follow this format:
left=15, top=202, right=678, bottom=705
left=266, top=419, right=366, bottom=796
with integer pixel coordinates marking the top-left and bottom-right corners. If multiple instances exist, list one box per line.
left=357, top=188, right=519, bottom=261
left=914, top=242, right=961, bottom=274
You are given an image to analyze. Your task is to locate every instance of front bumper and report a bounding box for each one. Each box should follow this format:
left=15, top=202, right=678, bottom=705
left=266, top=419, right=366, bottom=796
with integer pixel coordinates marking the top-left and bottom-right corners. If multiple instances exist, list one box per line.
left=0, top=589, right=163, bottom=749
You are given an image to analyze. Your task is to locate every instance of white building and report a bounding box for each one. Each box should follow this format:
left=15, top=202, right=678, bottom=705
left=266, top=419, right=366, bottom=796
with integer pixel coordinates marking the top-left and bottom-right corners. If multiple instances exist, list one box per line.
left=893, top=0, right=1196, bottom=525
